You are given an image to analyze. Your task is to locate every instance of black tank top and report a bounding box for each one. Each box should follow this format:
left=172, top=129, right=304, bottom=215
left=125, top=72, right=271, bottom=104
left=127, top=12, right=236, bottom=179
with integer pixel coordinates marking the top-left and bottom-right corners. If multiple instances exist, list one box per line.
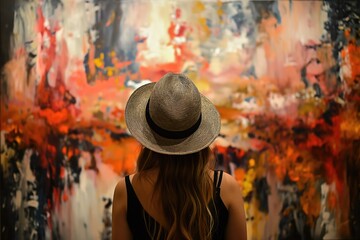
left=125, top=170, right=229, bottom=240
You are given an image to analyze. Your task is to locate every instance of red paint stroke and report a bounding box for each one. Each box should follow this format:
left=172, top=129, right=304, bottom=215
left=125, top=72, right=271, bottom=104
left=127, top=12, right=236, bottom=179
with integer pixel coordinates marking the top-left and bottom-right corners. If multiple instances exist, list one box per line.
left=341, top=30, right=360, bottom=85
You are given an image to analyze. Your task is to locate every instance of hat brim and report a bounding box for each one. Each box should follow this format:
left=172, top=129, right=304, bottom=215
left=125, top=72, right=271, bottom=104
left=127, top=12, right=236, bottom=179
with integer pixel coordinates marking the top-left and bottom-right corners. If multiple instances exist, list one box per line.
left=125, top=83, right=221, bottom=155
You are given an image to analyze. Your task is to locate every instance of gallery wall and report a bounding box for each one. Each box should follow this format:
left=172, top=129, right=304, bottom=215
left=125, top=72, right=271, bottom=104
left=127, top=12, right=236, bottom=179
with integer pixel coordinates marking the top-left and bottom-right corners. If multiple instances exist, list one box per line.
left=1, top=0, right=359, bottom=239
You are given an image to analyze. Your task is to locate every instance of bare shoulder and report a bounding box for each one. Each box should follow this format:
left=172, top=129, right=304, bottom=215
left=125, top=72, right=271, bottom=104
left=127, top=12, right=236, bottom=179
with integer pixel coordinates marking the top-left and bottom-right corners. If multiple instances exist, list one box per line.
left=221, top=171, right=240, bottom=187
left=219, top=171, right=248, bottom=240
left=113, top=176, right=128, bottom=212
left=112, top=176, right=133, bottom=240
left=218, top=171, right=243, bottom=209
left=114, top=177, right=126, bottom=196
left=220, top=171, right=242, bottom=192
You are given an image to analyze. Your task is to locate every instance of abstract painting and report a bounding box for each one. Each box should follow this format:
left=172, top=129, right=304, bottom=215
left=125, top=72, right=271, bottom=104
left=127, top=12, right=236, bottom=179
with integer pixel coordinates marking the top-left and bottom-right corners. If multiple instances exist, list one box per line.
left=1, top=0, right=359, bottom=239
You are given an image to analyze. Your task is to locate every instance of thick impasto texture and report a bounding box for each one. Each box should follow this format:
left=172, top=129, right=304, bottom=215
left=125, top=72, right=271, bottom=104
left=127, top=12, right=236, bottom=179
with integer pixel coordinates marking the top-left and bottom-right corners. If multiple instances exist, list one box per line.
left=1, top=0, right=359, bottom=239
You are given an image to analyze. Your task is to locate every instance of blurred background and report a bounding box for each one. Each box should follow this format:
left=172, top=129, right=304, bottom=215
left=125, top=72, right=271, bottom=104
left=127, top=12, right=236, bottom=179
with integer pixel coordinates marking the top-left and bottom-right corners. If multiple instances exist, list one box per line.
left=1, top=0, right=360, bottom=239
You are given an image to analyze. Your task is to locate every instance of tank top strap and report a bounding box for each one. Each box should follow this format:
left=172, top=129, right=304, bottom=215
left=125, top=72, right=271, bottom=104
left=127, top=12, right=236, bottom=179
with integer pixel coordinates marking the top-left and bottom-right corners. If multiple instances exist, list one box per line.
left=125, top=175, right=131, bottom=193
left=213, top=170, right=218, bottom=190
left=125, top=175, right=140, bottom=207
left=213, top=170, right=224, bottom=195
left=216, top=170, right=223, bottom=189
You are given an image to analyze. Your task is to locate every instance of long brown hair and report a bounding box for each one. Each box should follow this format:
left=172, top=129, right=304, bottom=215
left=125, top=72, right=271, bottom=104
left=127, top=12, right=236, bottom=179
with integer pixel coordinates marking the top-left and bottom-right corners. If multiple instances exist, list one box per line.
left=137, top=147, right=215, bottom=240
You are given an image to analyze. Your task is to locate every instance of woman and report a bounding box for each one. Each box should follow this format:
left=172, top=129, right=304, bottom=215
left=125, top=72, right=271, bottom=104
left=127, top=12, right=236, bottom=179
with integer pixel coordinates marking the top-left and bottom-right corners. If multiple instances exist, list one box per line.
left=112, top=73, right=247, bottom=240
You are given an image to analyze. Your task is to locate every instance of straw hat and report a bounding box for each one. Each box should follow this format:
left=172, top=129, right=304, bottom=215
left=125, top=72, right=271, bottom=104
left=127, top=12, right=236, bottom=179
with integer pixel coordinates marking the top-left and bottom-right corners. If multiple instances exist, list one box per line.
left=125, top=73, right=221, bottom=155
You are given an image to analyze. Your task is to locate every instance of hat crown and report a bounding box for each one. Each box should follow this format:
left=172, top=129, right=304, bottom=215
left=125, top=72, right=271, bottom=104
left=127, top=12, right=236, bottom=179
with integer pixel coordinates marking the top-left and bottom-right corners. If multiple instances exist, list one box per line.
left=148, top=73, right=201, bottom=131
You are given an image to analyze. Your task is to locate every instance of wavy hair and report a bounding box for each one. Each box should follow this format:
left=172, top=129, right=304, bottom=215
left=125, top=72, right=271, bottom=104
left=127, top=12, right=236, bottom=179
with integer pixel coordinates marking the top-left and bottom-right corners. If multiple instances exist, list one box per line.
left=136, top=147, right=215, bottom=240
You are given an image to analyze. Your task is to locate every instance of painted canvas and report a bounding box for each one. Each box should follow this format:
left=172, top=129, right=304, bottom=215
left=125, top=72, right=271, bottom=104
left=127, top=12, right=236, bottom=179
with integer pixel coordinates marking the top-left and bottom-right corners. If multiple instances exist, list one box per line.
left=1, top=0, right=359, bottom=239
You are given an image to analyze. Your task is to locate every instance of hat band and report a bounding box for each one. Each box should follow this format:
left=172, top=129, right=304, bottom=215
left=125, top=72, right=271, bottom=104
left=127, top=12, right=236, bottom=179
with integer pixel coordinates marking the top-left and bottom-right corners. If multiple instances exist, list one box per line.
left=145, top=100, right=202, bottom=139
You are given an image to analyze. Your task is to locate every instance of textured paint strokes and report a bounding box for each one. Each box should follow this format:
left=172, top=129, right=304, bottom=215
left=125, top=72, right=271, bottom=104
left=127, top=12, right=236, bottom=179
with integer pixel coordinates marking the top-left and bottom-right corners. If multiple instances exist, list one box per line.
left=1, top=0, right=360, bottom=239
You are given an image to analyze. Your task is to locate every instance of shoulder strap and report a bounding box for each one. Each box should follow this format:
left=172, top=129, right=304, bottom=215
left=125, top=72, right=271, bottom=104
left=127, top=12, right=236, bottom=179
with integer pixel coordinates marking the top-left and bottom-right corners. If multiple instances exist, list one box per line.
left=213, top=170, right=223, bottom=195
left=125, top=175, right=137, bottom=201
left=125, top=175, right=131, bottom=198
left=217, top=170, right=223, bottom=189
left=124, top=175, right=143, bottom=209
left=213, top=170, right=218, bottom=190
left=125, top=175, right=131, bottom=188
